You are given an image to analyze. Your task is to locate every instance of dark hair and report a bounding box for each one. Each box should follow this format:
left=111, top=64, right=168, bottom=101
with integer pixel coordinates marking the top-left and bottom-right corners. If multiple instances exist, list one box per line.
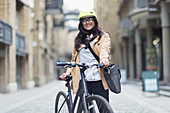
left=74, top=17, right=103, bottom=51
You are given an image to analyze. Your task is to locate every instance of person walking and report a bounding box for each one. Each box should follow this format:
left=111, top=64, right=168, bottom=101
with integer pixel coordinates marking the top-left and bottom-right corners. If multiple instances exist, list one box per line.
left=60, top=11, right=111, bottom=102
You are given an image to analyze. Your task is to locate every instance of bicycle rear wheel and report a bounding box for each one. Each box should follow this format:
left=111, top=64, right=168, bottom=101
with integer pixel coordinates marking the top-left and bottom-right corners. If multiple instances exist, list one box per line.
left=77, top=95, right=113, bottom=113
left=55, top=91, right=70, bottom=113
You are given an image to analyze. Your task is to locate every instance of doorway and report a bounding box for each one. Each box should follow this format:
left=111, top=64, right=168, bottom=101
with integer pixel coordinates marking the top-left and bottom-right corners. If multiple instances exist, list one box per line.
left=16, top=55, right=23, bottom=90
left=0, top=43, right=5, bottom=93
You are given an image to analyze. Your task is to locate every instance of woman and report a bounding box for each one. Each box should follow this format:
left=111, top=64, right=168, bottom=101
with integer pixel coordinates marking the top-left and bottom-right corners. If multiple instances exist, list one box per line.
left=61, top=11, right=111, bottom=101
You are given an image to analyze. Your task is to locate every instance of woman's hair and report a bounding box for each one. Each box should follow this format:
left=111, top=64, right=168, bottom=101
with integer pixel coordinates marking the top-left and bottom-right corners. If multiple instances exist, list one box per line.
left=74, top=16, right=103, bottom=51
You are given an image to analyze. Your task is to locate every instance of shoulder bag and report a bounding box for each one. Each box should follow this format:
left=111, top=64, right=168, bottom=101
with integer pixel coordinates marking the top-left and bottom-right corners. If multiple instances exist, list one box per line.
left=87, top=42, right=121, bottom=94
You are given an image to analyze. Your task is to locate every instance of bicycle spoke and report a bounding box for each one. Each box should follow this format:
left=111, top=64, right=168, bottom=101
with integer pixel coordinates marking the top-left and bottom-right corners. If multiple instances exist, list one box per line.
left=55, top=91, right=70, bottom=113
left=56, top=62, right=114, bottom=113
left=88, top=101, right=98, bottom=113
left=77, top=95, right=113, bottom=113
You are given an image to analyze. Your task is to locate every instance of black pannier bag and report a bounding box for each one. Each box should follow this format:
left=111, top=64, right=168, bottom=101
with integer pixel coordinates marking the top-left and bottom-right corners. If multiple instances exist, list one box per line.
left=87, top=42, right=121, bottom=94
left=104, top=64, right=121, bottom=93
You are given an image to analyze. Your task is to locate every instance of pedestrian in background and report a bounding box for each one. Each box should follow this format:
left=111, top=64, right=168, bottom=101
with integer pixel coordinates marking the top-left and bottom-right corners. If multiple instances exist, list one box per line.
left=60, top=11, right=111, bottom=102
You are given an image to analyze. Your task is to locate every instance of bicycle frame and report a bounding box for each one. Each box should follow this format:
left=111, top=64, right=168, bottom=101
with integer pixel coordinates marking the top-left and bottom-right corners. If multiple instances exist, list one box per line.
left=59, top=67, right=89, bottom=113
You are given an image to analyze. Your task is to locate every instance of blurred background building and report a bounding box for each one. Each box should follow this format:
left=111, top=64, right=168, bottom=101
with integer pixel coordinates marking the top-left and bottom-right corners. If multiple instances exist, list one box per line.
left=0, top=0, right=35, bottom=93
left=117, top=0, right=170, bottom=84
left=0, top=0, right=79, bottom=93
left=0, top=0, right=170, bottom=93
left=94, top=0, right=120, bottom=69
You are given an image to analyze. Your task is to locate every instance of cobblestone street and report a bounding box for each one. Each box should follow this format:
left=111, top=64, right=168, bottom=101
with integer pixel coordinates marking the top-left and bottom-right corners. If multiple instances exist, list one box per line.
left=0, top=80, right=170, bottom=113
left=110, top=84, right=170, bottom=113
left=1, top=1, right=170, bottom=113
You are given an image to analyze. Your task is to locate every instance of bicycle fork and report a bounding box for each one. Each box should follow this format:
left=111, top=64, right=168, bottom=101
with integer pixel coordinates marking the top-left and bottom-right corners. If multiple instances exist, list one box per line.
left=79, top=69, right=89, bottom=113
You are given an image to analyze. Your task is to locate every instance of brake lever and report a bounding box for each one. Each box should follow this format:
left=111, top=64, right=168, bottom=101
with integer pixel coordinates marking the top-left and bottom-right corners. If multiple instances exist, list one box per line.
left=98, top=64, right=104, bottom=68
left=92, top=64, right=104, bottom=68
left=64, top=65, right=71, bottom=68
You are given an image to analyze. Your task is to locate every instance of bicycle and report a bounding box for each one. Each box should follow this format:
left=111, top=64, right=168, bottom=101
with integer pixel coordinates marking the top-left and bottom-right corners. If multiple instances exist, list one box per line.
left=55, top=62, right=114, bottom=113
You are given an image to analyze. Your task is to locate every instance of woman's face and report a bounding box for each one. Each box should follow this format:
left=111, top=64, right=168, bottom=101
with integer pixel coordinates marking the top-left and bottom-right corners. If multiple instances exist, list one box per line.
left=82, top=17, right=95, bottom=31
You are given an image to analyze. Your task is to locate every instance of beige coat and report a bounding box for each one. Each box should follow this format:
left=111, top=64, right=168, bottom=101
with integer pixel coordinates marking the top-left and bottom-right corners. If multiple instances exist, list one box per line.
left=66, top=32, right=111, bottom=94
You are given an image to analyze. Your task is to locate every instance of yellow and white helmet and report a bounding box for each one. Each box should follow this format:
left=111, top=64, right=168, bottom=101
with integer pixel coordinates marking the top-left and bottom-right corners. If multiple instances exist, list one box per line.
left=79, top=11, right=97, bottom=20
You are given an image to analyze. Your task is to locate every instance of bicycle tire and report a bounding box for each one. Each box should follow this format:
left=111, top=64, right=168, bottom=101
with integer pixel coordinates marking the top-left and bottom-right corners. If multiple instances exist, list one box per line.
left=55, top=91, right=70, bottom=113
left=77, top=95, right=114, bottom=113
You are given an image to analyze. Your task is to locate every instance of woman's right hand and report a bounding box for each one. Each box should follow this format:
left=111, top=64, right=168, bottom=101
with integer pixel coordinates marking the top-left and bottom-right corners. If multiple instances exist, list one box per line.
left=60, top=72, right=70, bottom=80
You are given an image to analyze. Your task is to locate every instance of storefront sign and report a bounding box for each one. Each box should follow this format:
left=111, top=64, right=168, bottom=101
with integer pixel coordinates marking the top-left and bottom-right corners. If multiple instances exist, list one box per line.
left=142, top=71, right=159, bottom=92
left=144, top=78, right=158, bottom=91
left=146, top=48, right=157, bottom=70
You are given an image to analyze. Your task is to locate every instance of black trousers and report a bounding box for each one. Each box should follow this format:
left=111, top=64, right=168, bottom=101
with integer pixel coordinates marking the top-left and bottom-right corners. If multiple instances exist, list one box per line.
left=86, top=80, right=109, bottom=102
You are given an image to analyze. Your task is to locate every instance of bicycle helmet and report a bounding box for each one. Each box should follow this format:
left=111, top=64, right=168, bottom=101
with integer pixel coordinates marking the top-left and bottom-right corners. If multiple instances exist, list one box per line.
left=79, top=11, right=97, bottom=20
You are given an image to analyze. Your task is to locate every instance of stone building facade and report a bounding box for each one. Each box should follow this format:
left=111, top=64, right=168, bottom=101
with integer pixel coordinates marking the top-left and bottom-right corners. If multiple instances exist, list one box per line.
left=117, top=0, right=170, bottom=83
left=32, top=0, right=63, bottom=86
left=94, top=0, right=121, bottom=66
left=0, top=0, right=64, bottom=93
left=94, top=0, right=170, bottom=84
left=0, top=0, right=35, bottom=93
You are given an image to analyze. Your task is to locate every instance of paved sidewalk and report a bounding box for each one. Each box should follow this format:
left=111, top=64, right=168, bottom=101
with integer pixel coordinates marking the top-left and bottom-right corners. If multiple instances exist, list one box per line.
left=111, top=83, right=170, bottom=113
left=0, top=80, right=65, bottom=113
left=0, top=80, right=170, bottom=113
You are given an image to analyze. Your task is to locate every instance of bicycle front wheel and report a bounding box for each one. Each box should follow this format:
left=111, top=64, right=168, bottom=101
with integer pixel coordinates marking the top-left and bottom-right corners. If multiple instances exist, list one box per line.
left=77, top=95, right=113, bottom=113
left=55, top=91, right=70, bottom=113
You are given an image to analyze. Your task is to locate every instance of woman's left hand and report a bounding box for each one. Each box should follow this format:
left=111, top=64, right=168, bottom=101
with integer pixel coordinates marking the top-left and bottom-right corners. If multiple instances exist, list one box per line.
left=102, top=60, right=110, bottom=67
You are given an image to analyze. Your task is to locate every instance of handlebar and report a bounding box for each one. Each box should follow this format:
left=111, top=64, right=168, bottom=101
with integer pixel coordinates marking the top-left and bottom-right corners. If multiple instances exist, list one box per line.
left=56, top=62, right=112, bottom=81
left=56, top=62, right=76, bottom=68
left=56, top=62, right=105, bottom=69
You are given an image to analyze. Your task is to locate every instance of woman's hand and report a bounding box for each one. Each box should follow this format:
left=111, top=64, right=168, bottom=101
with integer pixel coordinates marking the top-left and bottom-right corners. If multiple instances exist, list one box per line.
left=102, top=60, right=110, bottom=67
left=60, top=72, right=70, bottom=80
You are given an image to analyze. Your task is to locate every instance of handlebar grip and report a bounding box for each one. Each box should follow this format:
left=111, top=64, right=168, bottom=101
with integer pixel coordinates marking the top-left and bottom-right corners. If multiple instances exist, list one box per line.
left=58, top=76, right=62, bottom=80
left=98, top=64, right=104, bottom=68
left=56, top=62, right=71, bottom=66
left=108, top=64, right=112, bottom=67
left=66, top=75, right=72, bottom=80
left=58, top=75, right=72, bottom=81
left=98, top=63, right=112, bottom=68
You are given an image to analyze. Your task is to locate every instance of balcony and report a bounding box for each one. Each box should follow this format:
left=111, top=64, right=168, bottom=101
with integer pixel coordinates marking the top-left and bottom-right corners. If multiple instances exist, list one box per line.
left=45, top=0, right=63, bottom=14
left=16, top=32, right=27, bottom=56
left=63, top=11, right=79, bottom=32
left=130, top=0, right=157, bottom=15
left=53, top=17, right=64, bottom=27
left=117, top=17, right=134, bottom=38
left=0, top=19, right=12, bottom=45
left=129, top=0, right=159, bottom=26
left=120, top=18, right=133, bottom=29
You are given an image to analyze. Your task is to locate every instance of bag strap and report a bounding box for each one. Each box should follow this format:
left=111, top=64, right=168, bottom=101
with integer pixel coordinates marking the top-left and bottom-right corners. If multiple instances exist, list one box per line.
left=87, top=34, right=102, bottom=63
left=87, top=42, right=100, bottom=63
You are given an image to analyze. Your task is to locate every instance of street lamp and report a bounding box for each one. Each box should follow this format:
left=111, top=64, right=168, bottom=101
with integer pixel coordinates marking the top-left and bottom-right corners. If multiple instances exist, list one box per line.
left=153, top=37, right=160, bottom=79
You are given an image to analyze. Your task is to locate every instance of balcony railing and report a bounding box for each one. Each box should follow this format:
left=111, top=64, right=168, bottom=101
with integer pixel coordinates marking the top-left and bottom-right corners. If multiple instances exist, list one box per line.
left=120, top=18, right=133, bottom=29
left=45, top=0, right=63, bottom=14
left=46, top=0, right=63, bottom=9
left=128, top=0, right=158, bottom=16
left=117, top=17, right=134, bottom=37
left=53, top=19, right=64, bottom=27
left=135, top=0, right=156, bottom=9
left=16, top=32, right=26, bottom=56
left=0, top=19, right=12, bottom=45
